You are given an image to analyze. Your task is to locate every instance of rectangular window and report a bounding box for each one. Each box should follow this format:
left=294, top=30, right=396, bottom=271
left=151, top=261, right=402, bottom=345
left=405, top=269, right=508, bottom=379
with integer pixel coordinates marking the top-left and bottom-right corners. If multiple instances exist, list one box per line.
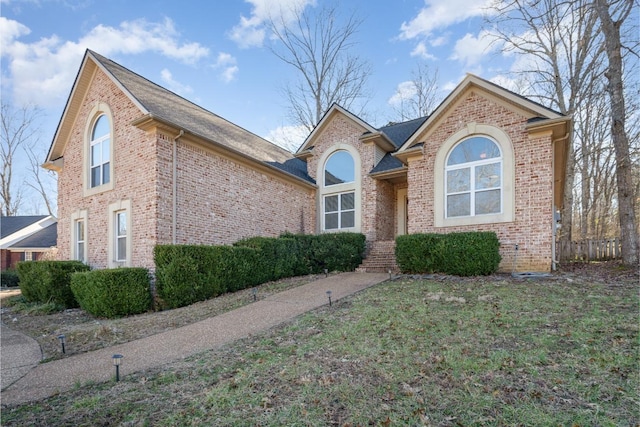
left=24, top=251, right=33, bottom=261
left=324, top=191, right=355, bottom=230
left=115, top=211, right=127, bottom=262
left=446, top=162, right=501, bottom=218
left=75, top=220, right=85, bottom=262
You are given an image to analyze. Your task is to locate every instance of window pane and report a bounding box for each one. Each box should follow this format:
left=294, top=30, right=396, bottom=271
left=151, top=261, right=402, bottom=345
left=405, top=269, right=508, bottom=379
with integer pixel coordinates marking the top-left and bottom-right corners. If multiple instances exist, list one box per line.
left=91, top=166, right=101, bottom=187
left=102, top=138, right=110, bottom=162
left=447, top=168, right=470, bottom=193
left=77, top=242, right=84, bottom=262
left=447, top=193, right=470, bottom=217
left=325, top=212, right=339, bottom=229
left=92, top=115, right=109, bottom=140
left=341, top=211, right=355, bottom=228
left=447, top=137, right=501, bottom=165
left=117, top=237, right=126, bottom=260
left=77, top=221, right=84, bottom=241
left=324, top=151, right=355, bottom=185
left=117, top=212, right=127, bottom=235
left=102, top=162, right=110, bottom=184
left=91, top=144, right=101, bottom=167
left=341, top=192, right=355, bottom=210
left=325, top=195, right=338, bottom=212
left=476, top=163, right=501, bottom=189
left=475, top=189, right=501, bottom=215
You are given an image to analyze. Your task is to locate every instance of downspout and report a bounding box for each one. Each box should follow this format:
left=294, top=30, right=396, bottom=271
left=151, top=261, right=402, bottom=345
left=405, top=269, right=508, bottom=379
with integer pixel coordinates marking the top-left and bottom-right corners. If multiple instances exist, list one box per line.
left=172, top=130, right=184, bottom=244
left=552, top=130, right=571, bottom=271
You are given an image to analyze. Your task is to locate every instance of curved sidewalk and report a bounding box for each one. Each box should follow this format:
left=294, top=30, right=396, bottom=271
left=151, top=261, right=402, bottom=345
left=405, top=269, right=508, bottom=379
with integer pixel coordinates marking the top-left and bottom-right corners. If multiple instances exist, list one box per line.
left=1, top=272, right=388, bottom=407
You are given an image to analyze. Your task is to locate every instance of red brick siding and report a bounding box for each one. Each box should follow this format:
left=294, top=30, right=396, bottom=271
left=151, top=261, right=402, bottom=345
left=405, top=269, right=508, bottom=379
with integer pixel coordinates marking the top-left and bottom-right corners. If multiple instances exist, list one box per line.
left=407, top=91, right=555, bottom=272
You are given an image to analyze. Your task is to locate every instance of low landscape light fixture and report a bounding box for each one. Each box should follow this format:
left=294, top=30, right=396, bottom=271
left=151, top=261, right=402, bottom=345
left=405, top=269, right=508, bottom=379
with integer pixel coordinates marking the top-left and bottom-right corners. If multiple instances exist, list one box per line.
left=112, top=354, right=123, bottom=382
left=252, top=287, right=257, bottom=302
left=324, top=268, right=328, bottom=277
left=326, top=290, right=332, bottom=307
left=388, top=269, right=392, bottom=280
left=57, top=334, right=66, bottom=354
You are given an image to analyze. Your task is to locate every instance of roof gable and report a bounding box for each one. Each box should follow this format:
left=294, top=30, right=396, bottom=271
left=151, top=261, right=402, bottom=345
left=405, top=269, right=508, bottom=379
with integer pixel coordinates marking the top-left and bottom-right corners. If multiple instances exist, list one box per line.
left=45, top=50, right=295, bottom=170
left=398, top=74, right=566, bottom=153
left=0, top=216, right=57, bottom=249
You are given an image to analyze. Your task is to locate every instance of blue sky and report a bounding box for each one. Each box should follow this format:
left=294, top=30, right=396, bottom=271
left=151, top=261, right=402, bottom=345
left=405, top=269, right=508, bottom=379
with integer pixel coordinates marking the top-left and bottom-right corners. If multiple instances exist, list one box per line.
left=1, top=0, right=519, bottom=213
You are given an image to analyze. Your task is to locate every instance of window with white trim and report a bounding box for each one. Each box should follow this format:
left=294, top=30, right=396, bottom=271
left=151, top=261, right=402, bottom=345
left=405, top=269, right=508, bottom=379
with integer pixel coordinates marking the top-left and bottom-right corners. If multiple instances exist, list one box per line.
left=445, top=136, right=502, bottom=218
left=115, top=211, right=127, bottom=262
left=75, top=219, right=85, bottom=262
left=90, top=114, right=111, bottom=188
left=324, top=192, right=355, bottom=230
left=321, top=150, right=359, bottom=231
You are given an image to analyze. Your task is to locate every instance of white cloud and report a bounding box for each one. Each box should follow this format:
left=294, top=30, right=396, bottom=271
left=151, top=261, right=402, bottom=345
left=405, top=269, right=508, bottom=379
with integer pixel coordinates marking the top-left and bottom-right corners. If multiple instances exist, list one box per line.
left=264, top=124, right=308, bottom=152
left=388, top=81, right=417, bottom=106
left=410, top=41, right=436, bottom=60
left=0, top=17, right=209, bottom=107
left=399, top=0, right=495, bottom=40
left=450, top=30, right=498, bottom=66
left=160, top=68, right=193, bottom=96
left=229, top=0, right=315, bottom=48
left=213, top=52, right=239, bottom=83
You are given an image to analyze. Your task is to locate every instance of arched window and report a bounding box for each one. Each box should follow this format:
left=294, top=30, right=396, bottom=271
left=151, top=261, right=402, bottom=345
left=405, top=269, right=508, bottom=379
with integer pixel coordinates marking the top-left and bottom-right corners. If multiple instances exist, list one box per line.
left=90, top=114, right=111, bottom=188
left=324, top=150, right=354, bottom=186
left=445, top=136, right=502, bottom=218
left=322, top=150, right=357, bottom=230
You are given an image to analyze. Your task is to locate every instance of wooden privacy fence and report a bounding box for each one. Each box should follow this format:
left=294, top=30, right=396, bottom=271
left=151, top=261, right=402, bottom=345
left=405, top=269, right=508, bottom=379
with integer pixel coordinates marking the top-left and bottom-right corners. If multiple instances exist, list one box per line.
left=556, top=238, right=622, bottom=261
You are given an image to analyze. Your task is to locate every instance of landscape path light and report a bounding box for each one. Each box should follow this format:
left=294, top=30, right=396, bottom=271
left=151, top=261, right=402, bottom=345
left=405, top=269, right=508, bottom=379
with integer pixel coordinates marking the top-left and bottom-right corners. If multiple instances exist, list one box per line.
left=252, top=287, right=257, bottom=302
left=57, top=334, right=66, bottom=354
left=326, top=290, right=332, bottom=307
left=112, top=354, right=123, bottom=382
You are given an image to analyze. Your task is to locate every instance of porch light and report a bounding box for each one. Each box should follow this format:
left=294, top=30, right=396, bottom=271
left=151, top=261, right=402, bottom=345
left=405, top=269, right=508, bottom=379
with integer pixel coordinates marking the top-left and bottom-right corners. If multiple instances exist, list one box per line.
left=57, top=334, right=66, bottom=354
left=112, top=354, right=123, bottom=382
left=326, top=290, right=332, bottom=306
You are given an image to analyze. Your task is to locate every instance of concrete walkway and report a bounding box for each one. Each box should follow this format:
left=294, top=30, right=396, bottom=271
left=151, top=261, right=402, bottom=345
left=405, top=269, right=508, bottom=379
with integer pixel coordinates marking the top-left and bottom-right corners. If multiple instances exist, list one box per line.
left=0, top=272, right=388, bottom=407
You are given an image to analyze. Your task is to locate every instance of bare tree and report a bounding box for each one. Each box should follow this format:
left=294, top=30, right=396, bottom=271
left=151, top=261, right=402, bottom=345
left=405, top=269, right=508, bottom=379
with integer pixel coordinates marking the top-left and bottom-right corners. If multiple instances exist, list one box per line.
left=390, top=64, right=440, bottom=122
left=25, top=143, right=57, bottom=216
left=1, top=103, right=41, bottom=215
left=267, top=3, right=372, bottom=132
left=593, top=0, right=638, bottom=265
left=486, top=0, right=606, bottom=256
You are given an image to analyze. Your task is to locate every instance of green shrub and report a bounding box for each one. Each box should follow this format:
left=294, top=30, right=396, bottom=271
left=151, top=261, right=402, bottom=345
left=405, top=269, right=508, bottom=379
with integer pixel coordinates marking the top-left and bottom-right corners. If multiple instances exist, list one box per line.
left=17, top=261, right=90, bottom=308
left=1, top=269, right=20, bottom=287
left=70, top=268, right=151, bottom=318
left=279, top=232, right=366, bottom=273
left=396, top=232, right=501, bottom=276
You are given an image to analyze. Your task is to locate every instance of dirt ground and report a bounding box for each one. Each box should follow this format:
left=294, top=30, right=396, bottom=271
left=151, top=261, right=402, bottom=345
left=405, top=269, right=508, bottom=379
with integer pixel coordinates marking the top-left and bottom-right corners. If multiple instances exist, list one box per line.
left=0, top=262, right=637, bottom=362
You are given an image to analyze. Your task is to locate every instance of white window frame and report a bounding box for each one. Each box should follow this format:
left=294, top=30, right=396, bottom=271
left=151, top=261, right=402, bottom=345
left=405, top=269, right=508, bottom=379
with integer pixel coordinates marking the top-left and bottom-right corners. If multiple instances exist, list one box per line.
left=317, top=145, right=362, bottom=233
left=70, top=209, right=88, bottom=263
left=83, top=103, right=114, bottom=197
left=108, top=200, right=132, bottom=268
left=445, top=137, right=503, bottom=218
left=434, top=123, right=515, bottom=227
left=90, top=114, right=110, bottom=188
left=323, top=191, right=356, bottom=230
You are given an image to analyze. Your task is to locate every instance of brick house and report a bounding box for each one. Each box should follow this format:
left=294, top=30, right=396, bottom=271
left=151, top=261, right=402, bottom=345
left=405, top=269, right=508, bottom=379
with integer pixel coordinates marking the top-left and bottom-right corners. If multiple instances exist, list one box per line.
left=1, top=215, right=58, bottom=270
left=44, top=50, right=570, bottom=273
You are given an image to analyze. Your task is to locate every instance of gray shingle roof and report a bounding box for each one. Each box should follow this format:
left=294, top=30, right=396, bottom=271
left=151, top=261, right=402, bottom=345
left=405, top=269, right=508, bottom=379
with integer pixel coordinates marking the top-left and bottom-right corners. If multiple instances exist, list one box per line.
left=267, top=158, right=316, bottom=184
left=377, top=116, right=428, bottom=149
left=370, top=153, right=405, bottom=174
left=90, top=51, right=294, bottom=165
left=1, top=216, right=47, bottom=239
left=10, top=223, right=57, bottom=249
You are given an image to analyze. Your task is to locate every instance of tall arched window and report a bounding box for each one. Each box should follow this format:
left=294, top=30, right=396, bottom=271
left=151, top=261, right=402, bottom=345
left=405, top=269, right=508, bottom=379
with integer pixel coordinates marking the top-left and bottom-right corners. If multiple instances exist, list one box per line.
left=90, top=114, right=111, bottom=188
left=445, top=136, right=502, bottom=218
left=322, top=150, right=356, bottom=230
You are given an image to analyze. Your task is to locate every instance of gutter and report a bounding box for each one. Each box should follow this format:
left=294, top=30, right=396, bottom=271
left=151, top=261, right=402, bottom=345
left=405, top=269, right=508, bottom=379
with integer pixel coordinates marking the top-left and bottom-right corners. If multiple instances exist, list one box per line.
left=172, top=130, right=184, bottom=245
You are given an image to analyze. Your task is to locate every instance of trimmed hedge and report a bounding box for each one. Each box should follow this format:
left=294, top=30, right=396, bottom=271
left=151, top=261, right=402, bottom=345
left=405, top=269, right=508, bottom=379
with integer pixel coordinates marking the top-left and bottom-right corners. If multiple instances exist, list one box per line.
left=1, top=269, right=20, bottom=287
left=396, top=232, right=501, bottom=276
left=155, top=232, right=366, bottom=309
left=16, top=261, right=90, bottom=307
left=70, top=268, right=152, bottom=318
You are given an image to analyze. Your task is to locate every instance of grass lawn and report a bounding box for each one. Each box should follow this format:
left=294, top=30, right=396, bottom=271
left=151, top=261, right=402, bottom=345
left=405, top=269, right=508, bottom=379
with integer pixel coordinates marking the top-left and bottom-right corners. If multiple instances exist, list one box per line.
left=1, top=267, right=638, bottom=426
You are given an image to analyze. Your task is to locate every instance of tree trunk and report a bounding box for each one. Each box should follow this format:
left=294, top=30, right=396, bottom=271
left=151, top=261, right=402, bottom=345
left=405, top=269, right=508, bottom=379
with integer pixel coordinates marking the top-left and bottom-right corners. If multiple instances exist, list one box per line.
left=594, top=0, right=639, bottom=266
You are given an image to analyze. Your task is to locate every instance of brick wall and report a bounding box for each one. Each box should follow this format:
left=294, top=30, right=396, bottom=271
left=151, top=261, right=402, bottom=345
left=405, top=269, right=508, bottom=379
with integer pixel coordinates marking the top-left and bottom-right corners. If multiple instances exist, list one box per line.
left=57, top=67, right=315, bottom=270
left=407, top=91, right=555, bottom=272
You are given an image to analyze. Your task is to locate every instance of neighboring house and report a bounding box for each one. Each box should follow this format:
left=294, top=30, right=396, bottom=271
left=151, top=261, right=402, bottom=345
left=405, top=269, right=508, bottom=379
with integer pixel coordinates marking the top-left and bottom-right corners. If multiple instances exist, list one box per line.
left=44, top=50, right=570, bottom=273
left=0, top=216, right=58, bottom=270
